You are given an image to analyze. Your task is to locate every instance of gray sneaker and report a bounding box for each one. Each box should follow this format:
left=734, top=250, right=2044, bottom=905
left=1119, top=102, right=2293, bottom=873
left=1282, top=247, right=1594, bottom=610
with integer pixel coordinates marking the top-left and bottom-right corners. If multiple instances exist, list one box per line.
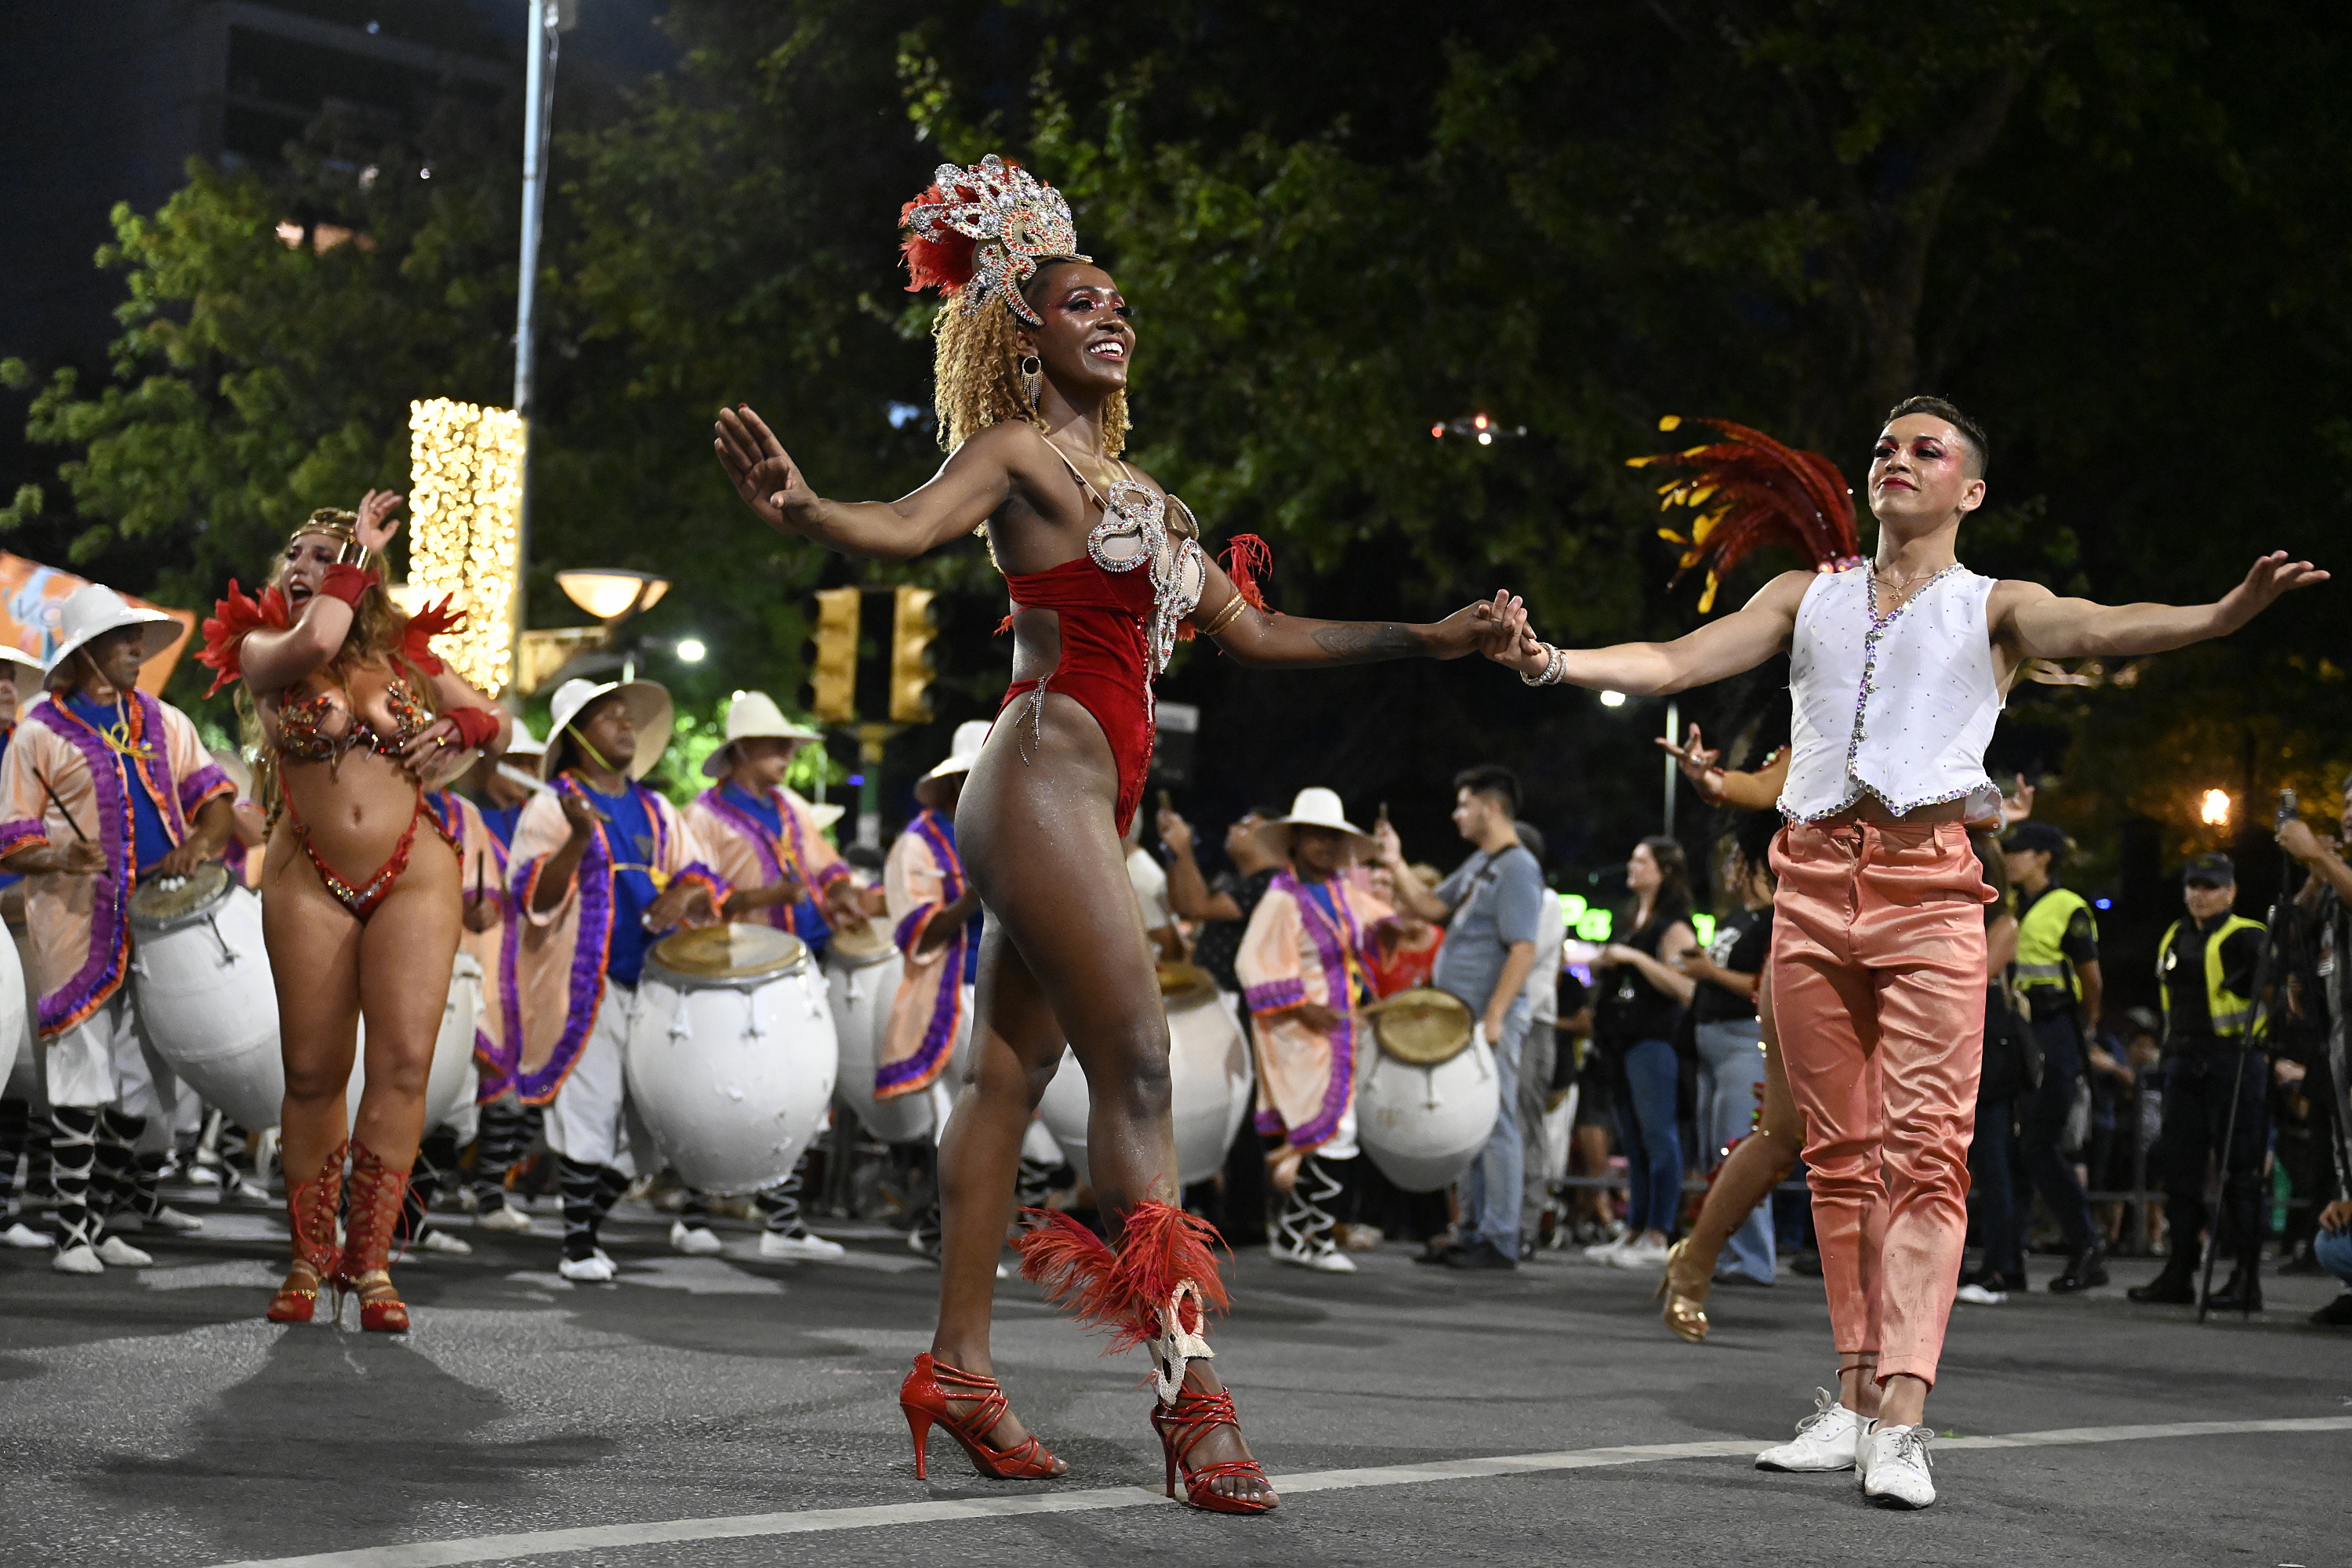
left=1755, top=1388, right=1866, bottom=1472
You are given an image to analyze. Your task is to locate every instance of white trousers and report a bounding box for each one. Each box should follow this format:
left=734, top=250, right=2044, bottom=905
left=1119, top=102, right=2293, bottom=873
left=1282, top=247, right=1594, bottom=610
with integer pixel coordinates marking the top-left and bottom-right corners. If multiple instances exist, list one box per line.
left=546, top=982, right=636, bottom=1172
left=45, top=989, right=176, bottom=1128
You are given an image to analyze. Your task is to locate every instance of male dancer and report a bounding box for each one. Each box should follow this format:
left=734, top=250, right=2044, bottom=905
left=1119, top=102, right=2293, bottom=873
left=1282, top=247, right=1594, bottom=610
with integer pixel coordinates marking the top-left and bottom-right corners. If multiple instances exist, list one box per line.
left=1493, top=397, right=2324, bottom=1506
left=408, top=779, right=513, bottom=1255
left=504, top=677, right=723, bottom=1281
left=0, top=586, right=235, bottom=1273
left=684, top=689, right=860, bottom=1259
left=464, top=721, right=546, bottom=1229
left=1236, top=789, right=1386, bottom=1274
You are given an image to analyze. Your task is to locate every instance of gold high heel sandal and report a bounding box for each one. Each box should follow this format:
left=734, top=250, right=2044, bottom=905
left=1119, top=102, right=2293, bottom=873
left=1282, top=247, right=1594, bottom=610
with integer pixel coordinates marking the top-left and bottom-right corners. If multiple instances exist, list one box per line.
left=1656, top=1238, right=1711, bottom=1344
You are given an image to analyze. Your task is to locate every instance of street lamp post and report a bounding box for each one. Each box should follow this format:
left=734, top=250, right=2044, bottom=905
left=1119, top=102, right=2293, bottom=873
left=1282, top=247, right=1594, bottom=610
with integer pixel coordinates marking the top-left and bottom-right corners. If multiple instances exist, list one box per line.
left=511, top=0, right=573, bottom=692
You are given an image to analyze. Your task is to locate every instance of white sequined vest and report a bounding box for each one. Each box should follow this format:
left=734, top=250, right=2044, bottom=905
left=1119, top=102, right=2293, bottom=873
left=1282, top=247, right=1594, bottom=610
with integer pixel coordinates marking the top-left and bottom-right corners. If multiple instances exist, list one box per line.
left=1777, top=564, right=2002, bottom=822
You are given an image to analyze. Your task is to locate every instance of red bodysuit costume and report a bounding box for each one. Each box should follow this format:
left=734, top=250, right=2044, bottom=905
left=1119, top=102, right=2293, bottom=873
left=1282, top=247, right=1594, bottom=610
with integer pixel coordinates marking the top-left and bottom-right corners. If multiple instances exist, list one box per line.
left=998, top=446, right=1207, bottom=834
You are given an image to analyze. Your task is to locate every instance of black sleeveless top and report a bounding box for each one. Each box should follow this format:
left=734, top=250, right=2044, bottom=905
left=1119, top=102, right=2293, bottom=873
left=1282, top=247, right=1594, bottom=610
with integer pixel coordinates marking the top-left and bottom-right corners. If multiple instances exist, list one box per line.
left=1599, top=901, right=1689, bottom=1047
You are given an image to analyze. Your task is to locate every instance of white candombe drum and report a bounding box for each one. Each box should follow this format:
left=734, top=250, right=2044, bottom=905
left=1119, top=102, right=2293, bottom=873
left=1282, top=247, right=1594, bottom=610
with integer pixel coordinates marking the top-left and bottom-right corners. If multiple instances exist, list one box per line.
left=625, top=924, right=838, bottom=1196
left=346, top=952, right=481, bottom=1134
left=0, top=924, right=29, bottom=1098
left=824, top=920, right=939, bottom=1144
left=128, top=865, right=284, bottom=1133
left=1039, top=963, right=1253, bottom=1187
left=1356, top=988, right=1498, bottom=1192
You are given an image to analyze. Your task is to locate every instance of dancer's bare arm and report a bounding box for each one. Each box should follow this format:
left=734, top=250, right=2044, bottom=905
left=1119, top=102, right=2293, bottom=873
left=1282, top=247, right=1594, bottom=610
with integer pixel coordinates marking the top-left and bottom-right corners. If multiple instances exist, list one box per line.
left=715, top=405, right=1016, bottom=562
left=1995, top=552, right=2327, bottom=662
left=1486, top=572, right=1811, bottom=695
left=238, top=492, right=404, bottom=695
left=1195, top=572, right=1512, bottom=668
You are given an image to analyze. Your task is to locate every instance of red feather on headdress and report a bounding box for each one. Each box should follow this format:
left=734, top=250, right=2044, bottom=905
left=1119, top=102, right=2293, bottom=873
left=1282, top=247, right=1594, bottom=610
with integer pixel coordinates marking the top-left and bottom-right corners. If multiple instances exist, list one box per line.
left=196, top=580, right=291, bottom=696
left=399, top=597, right=465, bottom=676
left=899, top=180, right=978, bottom=296
left=1632, top=416, right=1863, bottom=613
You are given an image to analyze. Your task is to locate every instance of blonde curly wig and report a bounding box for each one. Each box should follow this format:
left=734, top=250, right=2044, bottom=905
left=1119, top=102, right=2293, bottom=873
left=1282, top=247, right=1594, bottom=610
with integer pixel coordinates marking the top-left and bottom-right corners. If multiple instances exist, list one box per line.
left=931, top=288, right=1128, bottom=457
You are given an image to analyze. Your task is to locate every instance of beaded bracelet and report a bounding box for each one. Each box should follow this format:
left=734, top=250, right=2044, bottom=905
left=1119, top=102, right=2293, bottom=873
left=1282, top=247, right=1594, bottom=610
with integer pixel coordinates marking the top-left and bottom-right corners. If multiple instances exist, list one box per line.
left=1519, top=643, right=1567, bottom=688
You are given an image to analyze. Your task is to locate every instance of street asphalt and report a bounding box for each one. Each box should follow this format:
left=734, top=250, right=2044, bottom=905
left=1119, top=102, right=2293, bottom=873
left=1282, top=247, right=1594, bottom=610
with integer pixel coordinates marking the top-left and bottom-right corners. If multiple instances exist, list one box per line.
left=2, top=1191, right=2347, bottom=1568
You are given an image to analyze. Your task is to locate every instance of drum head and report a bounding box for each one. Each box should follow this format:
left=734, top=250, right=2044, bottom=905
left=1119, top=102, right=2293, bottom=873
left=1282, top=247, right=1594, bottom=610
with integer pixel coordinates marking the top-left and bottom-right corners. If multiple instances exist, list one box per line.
left=1369, top=987, right=1474, bottom=1067
left=825, top=917, right=895, bottom=968
left=648, top=924, right=809, bottom=988
left=129, top=862, right=231, bottom=933
left=1156, top=960, right=1220, bottom=1011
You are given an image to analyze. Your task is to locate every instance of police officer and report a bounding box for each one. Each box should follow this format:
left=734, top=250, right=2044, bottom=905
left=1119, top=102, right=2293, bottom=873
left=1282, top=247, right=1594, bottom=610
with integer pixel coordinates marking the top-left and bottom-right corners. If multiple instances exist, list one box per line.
left=2127, top=852, right=2268, bottom=1309
left=2001, top=820, right=2107, bottom=1292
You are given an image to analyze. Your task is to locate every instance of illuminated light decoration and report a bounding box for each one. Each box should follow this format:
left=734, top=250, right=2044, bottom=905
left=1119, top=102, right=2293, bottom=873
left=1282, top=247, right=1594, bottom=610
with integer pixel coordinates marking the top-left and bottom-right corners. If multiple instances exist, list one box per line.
left=408, top=397, right=525, bottom=695
left=1599, top=690, right=1628, bottom=709
left=1430, top=413, right=1528, bottom=442
left=676, top=637, right=706, bottom=663
left=2199, top=788, right=2232, bottom=827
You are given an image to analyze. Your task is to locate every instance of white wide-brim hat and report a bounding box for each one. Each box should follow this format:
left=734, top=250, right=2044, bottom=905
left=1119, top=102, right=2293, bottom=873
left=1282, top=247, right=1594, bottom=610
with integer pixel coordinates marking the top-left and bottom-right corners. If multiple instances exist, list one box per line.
left=43, top=583, right=179, bottom=675
left=543, top=677, right=674, bottom=781
left=923, top=720, right=993, bottom=782
left=808, top=801, right=846, bottom=833
left=502, top=717, right=546, bottom=758
left=0, top=644, right=39, bottom=670
left=701, top=689, right=823, bottom=777
left=1264, top=786, right=1374, bottom=857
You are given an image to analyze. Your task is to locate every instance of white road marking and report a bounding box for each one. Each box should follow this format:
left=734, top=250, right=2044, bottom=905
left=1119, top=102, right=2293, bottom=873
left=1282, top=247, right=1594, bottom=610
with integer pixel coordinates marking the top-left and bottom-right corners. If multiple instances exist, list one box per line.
left=206, top=1414, right=2352, bottom=1568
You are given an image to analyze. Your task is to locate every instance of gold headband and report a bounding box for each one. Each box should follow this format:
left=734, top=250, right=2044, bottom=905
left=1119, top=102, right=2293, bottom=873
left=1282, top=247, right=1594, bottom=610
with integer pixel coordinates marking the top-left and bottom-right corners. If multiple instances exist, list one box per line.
left=289, top=508, right=358, bottom=548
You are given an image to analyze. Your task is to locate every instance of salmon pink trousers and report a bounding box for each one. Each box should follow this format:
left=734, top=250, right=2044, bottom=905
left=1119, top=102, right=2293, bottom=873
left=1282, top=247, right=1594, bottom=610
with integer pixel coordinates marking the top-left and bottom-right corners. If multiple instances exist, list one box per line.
left=1769, top=818, right=1993, bottom=1387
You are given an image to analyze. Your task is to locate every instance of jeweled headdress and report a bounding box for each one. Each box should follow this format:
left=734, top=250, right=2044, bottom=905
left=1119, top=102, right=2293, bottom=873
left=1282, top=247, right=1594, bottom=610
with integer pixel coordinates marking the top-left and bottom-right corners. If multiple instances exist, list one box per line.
left=1632, top=416, right=1863, bottom=613
left=901, top=154, right=1087, bottom=325
left=289, top=507, right=358, bottom=547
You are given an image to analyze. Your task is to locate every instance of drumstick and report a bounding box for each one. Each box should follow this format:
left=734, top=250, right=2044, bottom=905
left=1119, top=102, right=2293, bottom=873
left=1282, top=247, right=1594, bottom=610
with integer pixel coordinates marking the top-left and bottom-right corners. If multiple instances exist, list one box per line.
left=34, top=771, right=109, bottom=879
left=499, top=760, right=612, bottom=822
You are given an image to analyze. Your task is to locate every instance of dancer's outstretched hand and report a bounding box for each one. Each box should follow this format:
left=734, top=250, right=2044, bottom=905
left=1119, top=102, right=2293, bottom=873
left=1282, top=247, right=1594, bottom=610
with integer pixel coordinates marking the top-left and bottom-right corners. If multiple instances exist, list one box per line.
left=714, top=404, right=813, bottom=530
left=1426, top=592, right=1520, bottom=659
left=2215, top=550, right=2328, bottom=632
left=1481, top=597, right=1549, bottom=678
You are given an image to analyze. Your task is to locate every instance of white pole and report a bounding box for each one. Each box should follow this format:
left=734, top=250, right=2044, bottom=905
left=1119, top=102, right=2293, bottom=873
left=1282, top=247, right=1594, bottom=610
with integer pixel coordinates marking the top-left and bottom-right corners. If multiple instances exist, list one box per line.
left=511, top=0, right=561, bottom=688
left=1663, top=699, right=1679, bottom=836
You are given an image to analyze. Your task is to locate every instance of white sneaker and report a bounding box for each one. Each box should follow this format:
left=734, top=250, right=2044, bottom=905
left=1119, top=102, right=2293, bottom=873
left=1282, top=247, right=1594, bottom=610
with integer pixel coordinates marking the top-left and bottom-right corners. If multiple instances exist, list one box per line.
left=2, top=1221, right=51, bottom=1250
left=187, top=1165, right=222, bottom=1188
left=1858, top=1421, right=1936, bottom=1508
left=143, top=1205, right=205, bottom=1234
left=669, top=1220, right=724, bottom=1256
left=1755, top=1388, right=1867, bottom=1472
left=53, top=1243, right=104, bottom=1275
left=1955, top=1282, right=2006, bottom=1305
left=1608, top=1234, right=1670, bottom=1270
left=558, top=1250, right=617, bottom=1283
left=1582, top=1238, right=1626, bottom=1265
left=758, top=1230, right=846, bottom=1261
left=419, top=1229, right=474, bottom=1256
left=477, top=1203, right=535, bottom=1232
left=1268, top=1239, right=1359, bottom=1273
left=96, top=1236, right=154, bottom=1268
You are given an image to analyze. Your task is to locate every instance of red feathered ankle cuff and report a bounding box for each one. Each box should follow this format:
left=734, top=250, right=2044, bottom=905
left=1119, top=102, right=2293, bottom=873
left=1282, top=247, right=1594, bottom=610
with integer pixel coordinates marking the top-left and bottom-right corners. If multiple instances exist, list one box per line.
left=444, top=706, right=499, bottom=750
left=318, top=563, right=379, bottom=608
left=1011, top=1201, right=1231, bottom=1401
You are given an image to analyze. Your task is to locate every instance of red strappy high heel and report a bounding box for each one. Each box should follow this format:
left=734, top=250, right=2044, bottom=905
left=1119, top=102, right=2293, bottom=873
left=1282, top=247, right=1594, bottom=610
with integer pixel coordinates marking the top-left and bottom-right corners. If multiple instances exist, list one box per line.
left=898, top=1353, right=1065, bottom=1480
left=337, top=1140, right=412, bottom=1333
left=1152, top=1386, right=1276, bottom=1514
left=267, top=1141, right=346, bottom=1325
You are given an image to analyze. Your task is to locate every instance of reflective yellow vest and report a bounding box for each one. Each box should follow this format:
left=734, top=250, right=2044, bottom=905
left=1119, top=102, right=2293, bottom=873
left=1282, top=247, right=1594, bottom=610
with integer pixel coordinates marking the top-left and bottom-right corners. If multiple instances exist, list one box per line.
left=2014, top=885, right=2093, bottom=1002
left=2158, top=914, right=2264, bottom=1040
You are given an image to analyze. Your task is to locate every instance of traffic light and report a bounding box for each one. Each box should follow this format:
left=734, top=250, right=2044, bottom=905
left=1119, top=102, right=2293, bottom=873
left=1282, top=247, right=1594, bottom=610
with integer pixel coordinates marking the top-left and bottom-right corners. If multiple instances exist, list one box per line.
left=810, top=587, right=859, bottom=724
left=889, top=585, right=938, bottom=723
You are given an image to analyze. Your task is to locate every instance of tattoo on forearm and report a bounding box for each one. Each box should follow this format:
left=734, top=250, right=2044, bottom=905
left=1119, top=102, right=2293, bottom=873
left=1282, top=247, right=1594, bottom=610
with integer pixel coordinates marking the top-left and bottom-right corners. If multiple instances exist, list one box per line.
left=1310, top=622, right=1426, bottom=661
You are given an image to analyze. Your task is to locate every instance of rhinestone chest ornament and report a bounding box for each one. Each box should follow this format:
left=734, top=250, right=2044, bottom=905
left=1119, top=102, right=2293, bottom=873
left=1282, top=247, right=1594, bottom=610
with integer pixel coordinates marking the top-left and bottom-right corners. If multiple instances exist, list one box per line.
left=1087, top=470, right=1205, bottom=677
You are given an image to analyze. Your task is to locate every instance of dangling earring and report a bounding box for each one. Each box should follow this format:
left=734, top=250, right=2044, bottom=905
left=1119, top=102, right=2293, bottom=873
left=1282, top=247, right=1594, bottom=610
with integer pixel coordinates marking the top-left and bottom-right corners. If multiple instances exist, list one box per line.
left=1019, top=354, right=1043, bottom=411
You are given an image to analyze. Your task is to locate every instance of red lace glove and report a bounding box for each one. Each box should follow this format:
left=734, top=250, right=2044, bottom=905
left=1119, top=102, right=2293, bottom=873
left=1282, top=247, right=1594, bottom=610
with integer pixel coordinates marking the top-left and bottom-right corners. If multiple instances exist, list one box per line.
left=444, top=706, right=501, bottom=750
left=318, top=564, right=379, bottom=608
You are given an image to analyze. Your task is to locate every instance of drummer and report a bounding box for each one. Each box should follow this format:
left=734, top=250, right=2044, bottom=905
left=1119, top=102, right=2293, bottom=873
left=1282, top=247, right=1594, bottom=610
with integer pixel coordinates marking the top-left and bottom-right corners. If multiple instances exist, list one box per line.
left=456, top=721, right=542, bottom=1231
left=682, top=689, right=858, bottom=1261
left=1235, top=788, right=1388, bottom=1275
left=0, top=641, right=48, bottom=1252
left=505, top=677, right=724, bottom=1283
left=0, top=586, right=235, bottom=1274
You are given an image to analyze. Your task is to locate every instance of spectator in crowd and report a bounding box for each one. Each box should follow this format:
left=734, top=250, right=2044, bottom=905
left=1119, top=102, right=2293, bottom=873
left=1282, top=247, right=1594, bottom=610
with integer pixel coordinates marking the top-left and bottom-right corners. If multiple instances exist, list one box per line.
left=2128, top=852, right=2269, bottom=1310
left=1958, top=833, right=2027, bottom=1302
left=1160, top=805, right=1283, bottom=993
left=1375, top=765, right=1545, bottom=1271
left=1679, top=813, right=1778, bottom=1287
left=1366, top=861, right=1446, bottom=999
left=1514, top=824, right=1565, bottom=1258
left=2002, top=819, right=2109, bottom=1293
left=1123, top=812, right=1184, bottom=962
left=2278, top=785, right=2352, bottom=1325
left=1588, top=836, right=1697, bottom=1272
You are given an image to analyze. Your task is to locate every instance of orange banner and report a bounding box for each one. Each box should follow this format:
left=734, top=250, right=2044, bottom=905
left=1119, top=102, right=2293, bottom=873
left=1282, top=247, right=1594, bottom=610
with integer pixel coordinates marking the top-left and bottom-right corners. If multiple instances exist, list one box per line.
left=0, top=552, right=195, bottom=694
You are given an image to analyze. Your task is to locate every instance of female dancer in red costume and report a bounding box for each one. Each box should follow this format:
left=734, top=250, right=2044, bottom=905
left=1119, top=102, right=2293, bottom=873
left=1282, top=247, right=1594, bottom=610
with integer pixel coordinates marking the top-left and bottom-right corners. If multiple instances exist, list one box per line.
left=201, top=492, right=509, bottom=1330
left=715, top=155, right=1506, bottom=1512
